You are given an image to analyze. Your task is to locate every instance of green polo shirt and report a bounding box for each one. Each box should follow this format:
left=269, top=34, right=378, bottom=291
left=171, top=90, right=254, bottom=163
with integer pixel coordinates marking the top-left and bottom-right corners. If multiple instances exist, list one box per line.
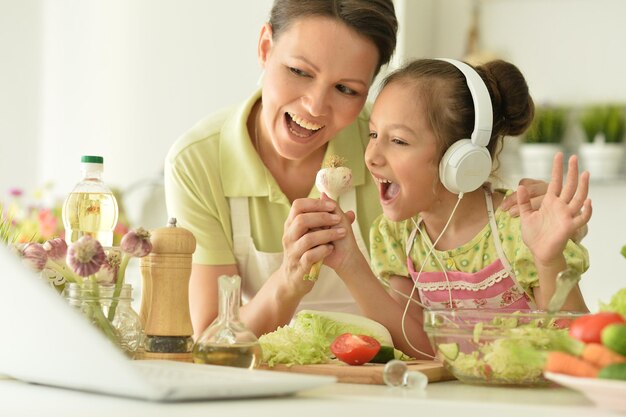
left=164, top=89, right=381, bottom=265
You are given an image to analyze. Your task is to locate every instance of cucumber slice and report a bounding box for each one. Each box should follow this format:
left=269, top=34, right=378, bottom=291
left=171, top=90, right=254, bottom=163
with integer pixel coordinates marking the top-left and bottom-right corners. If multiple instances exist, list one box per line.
left=368, top=345, right=396, bottom=363
left=599, top=363, right=626, bottom=381
left=438, top=343, right=459, bottom=361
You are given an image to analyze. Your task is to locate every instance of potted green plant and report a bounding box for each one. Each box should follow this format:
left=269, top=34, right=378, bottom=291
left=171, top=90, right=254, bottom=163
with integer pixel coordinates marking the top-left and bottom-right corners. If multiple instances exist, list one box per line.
left=520, top=106, right=568, bottom=179
left=579, top=104, right=625, bottom=180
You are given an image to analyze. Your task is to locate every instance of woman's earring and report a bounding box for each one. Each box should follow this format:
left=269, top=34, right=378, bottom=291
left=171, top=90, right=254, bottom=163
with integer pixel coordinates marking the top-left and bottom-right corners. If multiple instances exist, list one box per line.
left=256, top=70, right=265, bottom=87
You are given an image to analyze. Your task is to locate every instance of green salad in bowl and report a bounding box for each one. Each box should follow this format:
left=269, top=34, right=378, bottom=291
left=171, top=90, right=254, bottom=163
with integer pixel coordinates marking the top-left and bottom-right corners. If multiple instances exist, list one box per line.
left=424, top=309, right=585, bottom=386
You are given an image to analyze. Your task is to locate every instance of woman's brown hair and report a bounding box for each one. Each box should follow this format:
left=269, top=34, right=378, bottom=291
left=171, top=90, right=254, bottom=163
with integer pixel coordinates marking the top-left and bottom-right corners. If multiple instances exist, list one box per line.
left=268, top=0, right=398, bottom=75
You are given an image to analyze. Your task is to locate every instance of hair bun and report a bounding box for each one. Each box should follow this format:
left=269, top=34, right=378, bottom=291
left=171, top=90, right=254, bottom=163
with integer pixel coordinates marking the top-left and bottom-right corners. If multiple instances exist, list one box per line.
left=479, top=60, right=534, bottom=137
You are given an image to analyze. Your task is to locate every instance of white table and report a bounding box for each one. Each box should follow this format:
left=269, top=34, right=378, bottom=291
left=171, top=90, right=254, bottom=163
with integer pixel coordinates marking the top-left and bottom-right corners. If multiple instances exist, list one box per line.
left=0, top=377, right=620, bottom=417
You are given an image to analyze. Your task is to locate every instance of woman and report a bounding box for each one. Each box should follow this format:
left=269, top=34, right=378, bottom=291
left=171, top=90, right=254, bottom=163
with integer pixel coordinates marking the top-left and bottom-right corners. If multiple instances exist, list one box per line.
left=164, top=0, right=546, bottom=338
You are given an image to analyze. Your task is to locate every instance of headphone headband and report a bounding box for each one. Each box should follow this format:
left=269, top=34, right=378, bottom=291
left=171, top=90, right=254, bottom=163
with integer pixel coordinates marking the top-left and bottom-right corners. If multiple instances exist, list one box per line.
left=437, top=58, right=493, bottom=147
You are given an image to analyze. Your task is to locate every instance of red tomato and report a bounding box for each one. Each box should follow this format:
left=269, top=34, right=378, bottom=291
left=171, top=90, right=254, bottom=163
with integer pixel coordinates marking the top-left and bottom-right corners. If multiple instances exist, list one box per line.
left=330, top=333, right=381, bottom=366
left=569, top=312, right=626, bottom=344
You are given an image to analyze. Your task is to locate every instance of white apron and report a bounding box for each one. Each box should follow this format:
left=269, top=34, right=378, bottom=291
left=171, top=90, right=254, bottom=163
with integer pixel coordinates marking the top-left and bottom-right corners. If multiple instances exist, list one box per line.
left=229, top=187, right=369, bottom=314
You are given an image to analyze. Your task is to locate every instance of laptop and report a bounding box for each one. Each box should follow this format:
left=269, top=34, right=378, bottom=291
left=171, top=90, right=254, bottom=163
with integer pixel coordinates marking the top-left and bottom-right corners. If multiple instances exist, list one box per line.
left=0, top=245, right=335, bottom=401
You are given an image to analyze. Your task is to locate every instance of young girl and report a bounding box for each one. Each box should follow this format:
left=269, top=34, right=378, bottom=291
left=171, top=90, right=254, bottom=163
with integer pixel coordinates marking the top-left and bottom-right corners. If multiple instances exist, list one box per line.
left=326, top=58, right=592, bottom=358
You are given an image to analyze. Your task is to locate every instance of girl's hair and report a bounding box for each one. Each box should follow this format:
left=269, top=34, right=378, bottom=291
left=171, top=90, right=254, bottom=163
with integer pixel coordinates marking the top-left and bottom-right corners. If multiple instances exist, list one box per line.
left=380, top=59, right=535, bottom=164
left=268, top=0, right=398, bottom=75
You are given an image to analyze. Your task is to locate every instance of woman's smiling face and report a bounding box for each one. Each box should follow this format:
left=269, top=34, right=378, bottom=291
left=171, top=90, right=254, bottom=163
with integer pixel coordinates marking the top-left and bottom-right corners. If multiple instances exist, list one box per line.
left=365, top=81, right=442, bottom=222
left=258, top=16, right=379, bottom=161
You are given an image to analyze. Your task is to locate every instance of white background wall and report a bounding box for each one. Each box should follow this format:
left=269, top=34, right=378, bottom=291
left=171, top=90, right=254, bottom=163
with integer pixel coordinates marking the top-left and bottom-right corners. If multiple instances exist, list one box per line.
left=1, top=0, right=625, bottom=310
left=1, top=0, right=272, bottom=199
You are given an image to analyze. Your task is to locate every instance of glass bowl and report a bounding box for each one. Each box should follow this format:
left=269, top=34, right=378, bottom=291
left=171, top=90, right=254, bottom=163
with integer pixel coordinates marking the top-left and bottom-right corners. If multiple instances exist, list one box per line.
left=423, top=308, right=583, bottom=386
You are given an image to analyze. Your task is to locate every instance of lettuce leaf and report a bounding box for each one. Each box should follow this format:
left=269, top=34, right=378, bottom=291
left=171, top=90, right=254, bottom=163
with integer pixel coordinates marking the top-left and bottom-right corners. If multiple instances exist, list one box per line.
left=600, top=288, right=626, bottom=318
left=259, top=310, right=408, bottom=366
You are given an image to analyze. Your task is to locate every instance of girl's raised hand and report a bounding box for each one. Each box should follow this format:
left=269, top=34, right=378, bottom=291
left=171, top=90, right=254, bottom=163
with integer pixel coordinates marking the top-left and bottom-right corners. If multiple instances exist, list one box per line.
left=517, top=152, right=592, bottom=265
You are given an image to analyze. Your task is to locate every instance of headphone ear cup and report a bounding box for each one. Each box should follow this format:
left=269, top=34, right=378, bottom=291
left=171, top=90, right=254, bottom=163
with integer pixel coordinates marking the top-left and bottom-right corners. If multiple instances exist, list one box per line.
left=439, top=139, right=492, bottom=194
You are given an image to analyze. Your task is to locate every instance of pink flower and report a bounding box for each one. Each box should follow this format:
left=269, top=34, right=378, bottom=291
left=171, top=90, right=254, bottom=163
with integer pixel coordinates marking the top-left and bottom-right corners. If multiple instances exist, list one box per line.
left=9, top=188, right=23, bottom=197
left=66, top=236, right=106, bottom=277
left=37, top=209, right=58, bottom=240
left=473, top=299, right=488, bottom=308
left=120, top=227, right=152, bottom=257
left=114, top=222, right=130, bottom=237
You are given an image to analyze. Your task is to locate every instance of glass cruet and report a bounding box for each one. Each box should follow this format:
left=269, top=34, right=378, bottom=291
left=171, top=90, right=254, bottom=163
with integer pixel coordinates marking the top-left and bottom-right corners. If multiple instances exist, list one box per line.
left=192, top=275, right=262, bottom=369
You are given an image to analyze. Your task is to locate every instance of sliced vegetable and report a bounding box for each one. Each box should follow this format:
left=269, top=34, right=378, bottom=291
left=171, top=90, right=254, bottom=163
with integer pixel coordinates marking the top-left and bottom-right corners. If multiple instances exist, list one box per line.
left=330, top=333, right=381, bottom=366
left=581, top=343, right=626, bottom=368
left=568, top=312, right=626, bottom=344
left=601, top=323, right=626, bottom=356
left=369, top=345, right=396, bottom=364
left=450, top=320, right=583, bottom=383
left=258, top=310, right=401, bottom=366
left=545, top=351, right=599, bottom=378
left=438, top=343, right=460, bottom=362
left=298, top=310, right=394, bottom=346
left=598, top=362, right=626, bottom=381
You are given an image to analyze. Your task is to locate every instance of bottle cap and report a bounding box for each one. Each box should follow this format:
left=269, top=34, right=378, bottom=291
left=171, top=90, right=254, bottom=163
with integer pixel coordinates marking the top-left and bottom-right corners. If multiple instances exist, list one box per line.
left=81, top=155, right=104, bottom=164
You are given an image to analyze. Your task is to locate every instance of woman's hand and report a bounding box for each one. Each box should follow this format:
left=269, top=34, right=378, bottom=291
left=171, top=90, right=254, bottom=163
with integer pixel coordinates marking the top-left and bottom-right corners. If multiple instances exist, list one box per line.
left=517, top=153, right=592, bottom=265
left=501, top=178, right=549, bottom=216
left=279, top=197, right=347, bottom=294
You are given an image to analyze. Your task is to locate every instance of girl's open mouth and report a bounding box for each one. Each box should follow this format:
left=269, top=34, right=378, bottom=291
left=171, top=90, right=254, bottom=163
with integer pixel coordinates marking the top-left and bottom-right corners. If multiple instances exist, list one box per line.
left=375, top=176, right=400, bottom=202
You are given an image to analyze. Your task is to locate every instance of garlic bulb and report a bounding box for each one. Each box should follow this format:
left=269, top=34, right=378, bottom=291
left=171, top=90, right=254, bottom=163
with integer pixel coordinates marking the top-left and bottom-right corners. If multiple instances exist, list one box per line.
left=315, top=155, right=353, bottom=199
left=18, top=243, right=48, bottom=272
left=66, top=235, right=106, bottom=277
left=120, top=227, right=152, bottom=257
left=96, top=248, right=121, bottom=284
left=304, top=155, right=352, bottom=281
left=43, top=238, right=67, bottom=262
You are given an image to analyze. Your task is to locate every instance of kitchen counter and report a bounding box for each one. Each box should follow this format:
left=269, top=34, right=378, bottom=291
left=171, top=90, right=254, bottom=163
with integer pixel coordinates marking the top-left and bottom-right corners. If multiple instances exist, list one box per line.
left=1, top=377, right=621, bottom=417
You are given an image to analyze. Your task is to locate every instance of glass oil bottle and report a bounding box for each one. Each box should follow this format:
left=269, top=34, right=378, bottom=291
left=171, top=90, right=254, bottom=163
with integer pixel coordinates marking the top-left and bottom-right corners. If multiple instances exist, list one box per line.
left=192, top=275, right=262, bottom=369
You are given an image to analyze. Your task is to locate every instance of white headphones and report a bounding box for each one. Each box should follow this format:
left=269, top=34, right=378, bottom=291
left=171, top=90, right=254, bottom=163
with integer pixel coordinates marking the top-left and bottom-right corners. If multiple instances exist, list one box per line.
left=437, top=58, right=494, bottom=195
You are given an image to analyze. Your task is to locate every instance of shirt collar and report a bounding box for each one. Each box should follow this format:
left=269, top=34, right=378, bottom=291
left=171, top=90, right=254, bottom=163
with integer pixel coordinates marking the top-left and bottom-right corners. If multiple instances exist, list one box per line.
left=220, top=89, right=268, bottom=198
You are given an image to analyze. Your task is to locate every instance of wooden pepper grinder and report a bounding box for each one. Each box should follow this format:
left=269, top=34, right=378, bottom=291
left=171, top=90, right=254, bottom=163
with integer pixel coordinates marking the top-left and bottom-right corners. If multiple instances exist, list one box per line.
left=139, top=217, right=196, bottom=362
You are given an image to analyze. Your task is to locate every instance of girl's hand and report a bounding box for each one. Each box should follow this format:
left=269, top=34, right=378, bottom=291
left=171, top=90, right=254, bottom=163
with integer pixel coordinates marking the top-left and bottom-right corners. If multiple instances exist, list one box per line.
left=279, top=197, right=346, bottom=294
left=517, top=153, right=592, bottom=265
left=318, top=196, right=362, bottom=277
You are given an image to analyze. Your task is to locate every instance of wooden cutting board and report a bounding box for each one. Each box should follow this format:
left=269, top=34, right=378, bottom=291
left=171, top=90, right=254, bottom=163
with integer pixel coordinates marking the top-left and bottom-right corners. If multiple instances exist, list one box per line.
left=259, top=360, right=454, bottom=385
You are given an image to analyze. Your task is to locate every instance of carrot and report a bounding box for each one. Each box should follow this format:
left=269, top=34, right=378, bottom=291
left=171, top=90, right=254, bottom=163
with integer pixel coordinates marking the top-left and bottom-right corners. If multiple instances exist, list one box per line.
left=544, top=351, right=600, bottom=378
left=582, top=343, right=626, bottom=368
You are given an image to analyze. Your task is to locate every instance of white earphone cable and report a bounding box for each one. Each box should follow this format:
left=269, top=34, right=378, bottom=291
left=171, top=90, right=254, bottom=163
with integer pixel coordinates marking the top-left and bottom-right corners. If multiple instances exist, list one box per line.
left=399, top=192, right=464, bottom=359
